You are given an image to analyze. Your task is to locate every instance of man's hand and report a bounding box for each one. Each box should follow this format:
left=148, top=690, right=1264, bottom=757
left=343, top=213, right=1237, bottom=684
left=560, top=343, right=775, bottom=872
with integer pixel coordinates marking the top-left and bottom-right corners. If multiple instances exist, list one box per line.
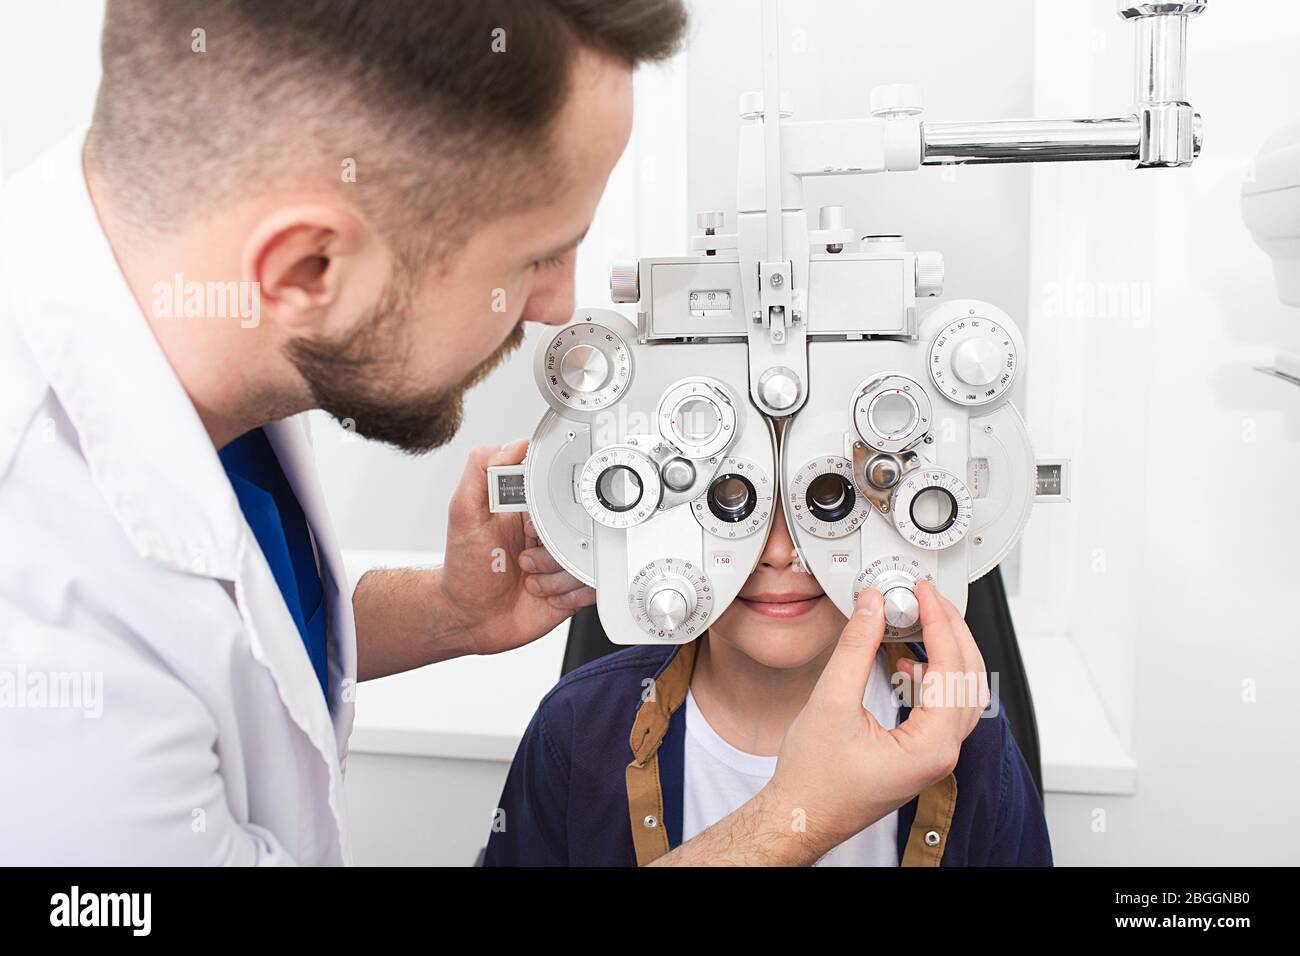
left=656, top=579, right=987, bottom=865
left=767, top=579, right=988, bottom=852
left=438, top=439, right=596, bottom=655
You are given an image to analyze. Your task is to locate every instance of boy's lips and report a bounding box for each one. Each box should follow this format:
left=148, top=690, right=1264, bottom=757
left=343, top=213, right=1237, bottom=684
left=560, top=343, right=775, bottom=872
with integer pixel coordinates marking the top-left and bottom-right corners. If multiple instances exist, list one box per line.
left=737, top=592, right=825, bottom=619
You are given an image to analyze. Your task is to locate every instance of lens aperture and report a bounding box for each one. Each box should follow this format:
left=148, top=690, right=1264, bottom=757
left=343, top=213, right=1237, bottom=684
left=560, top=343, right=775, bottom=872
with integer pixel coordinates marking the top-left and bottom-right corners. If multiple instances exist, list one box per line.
left=707, top=473, right=757, bottom=523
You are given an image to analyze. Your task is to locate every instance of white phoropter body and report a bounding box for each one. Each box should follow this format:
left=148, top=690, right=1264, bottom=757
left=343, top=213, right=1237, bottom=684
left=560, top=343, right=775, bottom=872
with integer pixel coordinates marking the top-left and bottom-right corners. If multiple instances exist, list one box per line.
left=507, top=309, right=779, bottom=646
left=493, top=299, right=1037, bottom=645
left=486, top=1, right=1207, bottom=644
left=778, top=299, right=1035, bottom=640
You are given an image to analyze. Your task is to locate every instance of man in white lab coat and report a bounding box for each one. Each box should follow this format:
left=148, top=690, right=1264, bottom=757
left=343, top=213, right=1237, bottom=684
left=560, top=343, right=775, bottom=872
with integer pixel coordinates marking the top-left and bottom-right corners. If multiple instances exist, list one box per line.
left=0, top=0, right=988, bottom=865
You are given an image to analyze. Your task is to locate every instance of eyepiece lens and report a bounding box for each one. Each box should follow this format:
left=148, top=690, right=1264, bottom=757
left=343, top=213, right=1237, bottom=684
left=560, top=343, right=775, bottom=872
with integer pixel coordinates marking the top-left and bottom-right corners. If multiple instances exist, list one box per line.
left=806, top=473, right=855, bottom=523
left=596, top=465, right=643, bottom=513
left=707, top=473, right=757, bottom=523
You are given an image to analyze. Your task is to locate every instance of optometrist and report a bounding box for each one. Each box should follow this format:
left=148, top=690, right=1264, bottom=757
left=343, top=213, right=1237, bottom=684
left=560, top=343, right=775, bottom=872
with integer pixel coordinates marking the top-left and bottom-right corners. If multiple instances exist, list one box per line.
left=0, top=0, right=986, bottom=865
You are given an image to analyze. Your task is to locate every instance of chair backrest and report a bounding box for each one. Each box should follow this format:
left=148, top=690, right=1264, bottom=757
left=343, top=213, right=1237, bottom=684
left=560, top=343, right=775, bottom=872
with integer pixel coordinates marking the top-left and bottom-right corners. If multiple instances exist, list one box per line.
left=561, top=565, right=1044, bottom=799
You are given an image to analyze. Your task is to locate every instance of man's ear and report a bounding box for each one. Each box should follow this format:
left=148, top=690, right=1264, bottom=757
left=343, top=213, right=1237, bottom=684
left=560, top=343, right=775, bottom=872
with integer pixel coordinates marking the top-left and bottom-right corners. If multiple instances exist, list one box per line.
left=242, top=205, right=372, bottom=333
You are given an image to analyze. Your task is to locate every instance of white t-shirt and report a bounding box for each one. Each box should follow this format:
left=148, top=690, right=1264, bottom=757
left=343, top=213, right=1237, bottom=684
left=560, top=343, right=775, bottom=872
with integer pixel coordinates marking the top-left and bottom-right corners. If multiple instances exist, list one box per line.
left=682, top=650, right=901, bottom=867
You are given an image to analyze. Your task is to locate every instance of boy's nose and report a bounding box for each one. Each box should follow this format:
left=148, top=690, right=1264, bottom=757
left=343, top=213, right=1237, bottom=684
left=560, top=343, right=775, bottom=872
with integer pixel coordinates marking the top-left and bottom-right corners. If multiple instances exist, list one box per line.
left=759, top=495, right=799, bottom=570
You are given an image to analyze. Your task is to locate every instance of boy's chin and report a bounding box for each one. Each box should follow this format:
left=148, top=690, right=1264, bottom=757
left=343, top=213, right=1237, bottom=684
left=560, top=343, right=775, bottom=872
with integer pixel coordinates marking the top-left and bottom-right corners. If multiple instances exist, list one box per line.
left=714, top=613, right=838, bottom=670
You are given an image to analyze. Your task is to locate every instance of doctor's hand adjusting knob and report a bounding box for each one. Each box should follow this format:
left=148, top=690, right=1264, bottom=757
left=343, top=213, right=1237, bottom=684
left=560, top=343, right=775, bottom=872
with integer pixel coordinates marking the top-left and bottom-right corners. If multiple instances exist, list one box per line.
left=875, top=570, right=920, bottom=631
left=852, top=557, right=936, bottom=639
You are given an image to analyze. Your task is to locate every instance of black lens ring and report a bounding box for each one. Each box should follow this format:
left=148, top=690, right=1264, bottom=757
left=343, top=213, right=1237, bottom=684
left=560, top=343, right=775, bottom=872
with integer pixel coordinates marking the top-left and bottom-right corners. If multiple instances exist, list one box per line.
left=707, top=472, right=757, bottom=524
left=805, top=472, right=856, bottom=524
left=910, top=486, right=958, bottom=534
left=595, top=465, right=643, bottom=513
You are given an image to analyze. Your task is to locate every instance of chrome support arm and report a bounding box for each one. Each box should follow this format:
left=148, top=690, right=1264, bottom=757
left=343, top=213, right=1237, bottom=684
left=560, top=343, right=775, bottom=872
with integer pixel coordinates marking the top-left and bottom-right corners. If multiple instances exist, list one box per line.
left=920, top=2, right=1206, bottom=168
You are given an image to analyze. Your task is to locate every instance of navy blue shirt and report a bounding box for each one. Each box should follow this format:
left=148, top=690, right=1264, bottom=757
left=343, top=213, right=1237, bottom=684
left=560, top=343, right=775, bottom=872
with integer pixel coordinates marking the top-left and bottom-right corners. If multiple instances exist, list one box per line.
left=484, top=644, right=1053, bottom=866
left=219, top=428, right=329, bottom=700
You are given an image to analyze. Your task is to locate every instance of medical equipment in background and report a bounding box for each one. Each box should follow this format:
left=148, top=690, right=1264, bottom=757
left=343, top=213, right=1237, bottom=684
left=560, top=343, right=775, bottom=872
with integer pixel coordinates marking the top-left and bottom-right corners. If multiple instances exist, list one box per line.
left=489, top=0, right=1208, bottom=645
left=1243, top=121, right=1300, bottom=385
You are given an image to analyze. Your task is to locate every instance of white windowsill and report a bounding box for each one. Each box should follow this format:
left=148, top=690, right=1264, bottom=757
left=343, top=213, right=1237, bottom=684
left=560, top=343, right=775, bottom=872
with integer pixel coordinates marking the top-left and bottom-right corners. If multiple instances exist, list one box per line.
left=1019, top=635, right=1137, bottom=795
left=343, top=549, right=568, bottom=764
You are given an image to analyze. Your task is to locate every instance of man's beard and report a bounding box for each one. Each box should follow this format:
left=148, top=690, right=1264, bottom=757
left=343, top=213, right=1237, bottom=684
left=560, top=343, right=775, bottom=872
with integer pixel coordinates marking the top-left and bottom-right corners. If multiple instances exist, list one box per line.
left=285, top=279, right=525, bottom=455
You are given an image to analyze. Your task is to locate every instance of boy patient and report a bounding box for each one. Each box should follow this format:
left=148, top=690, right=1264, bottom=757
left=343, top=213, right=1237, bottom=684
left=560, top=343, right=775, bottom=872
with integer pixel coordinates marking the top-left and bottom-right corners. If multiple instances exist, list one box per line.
left=484, top=459, right=1051, bottom=866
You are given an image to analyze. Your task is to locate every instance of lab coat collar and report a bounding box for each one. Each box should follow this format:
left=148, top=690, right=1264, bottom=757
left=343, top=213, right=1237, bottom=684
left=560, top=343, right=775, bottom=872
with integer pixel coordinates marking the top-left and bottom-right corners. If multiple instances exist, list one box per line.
left=1, top=129, right=244, bottom=581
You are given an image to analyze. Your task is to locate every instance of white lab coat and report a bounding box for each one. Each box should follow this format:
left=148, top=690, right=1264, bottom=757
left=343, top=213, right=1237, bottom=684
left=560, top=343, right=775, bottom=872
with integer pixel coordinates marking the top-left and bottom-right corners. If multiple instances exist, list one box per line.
left=0, top=132, right=356, bottom=864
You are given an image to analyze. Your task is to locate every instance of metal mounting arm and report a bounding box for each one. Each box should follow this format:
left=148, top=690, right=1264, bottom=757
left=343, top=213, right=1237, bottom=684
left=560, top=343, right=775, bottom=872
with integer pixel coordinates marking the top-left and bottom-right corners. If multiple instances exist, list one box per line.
left=921, top=2, right=1206, bottom=168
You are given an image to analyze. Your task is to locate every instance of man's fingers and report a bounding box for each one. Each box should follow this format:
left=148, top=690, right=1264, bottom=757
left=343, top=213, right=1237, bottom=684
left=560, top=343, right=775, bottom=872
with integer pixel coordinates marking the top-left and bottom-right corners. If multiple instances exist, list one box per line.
left=489, top=438, right=530, bottom=468
left=915, top=577, right=954, bottom=636
left=914, top=578, right=962, bottom=670
left=897, top=658, right=926, bottom=684
left=932, top=582, right=986, bottom=672
left=913, top=580, right=988, bottom=728
left=523, top=569, right=588, bottom=598
left=934, top=587, right=966, bottom=632
left=810, top=589, right=886, bottom=708
left=546, top=586, right=596, bottom=610
left=518, top=547, right=564, bottom=575
left=931, top=585, right=986, bottom=687
left=467, top=438, right=529, bottom=478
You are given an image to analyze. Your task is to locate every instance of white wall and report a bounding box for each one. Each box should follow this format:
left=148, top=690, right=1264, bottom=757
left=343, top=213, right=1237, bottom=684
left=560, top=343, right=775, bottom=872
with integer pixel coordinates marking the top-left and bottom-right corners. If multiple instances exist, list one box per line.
left=1017, top=0, right=1300, bottom=865
left=685, top=0, right=1034, bottom=326
left=0, top=1, right=103, bottom=180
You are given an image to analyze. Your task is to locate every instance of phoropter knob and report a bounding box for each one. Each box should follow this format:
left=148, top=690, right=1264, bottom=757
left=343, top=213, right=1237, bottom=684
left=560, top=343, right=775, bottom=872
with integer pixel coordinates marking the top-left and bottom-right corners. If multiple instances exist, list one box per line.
left=609, top=261, right=640, bottom=304
left=645, top=582, right=693, bottom=631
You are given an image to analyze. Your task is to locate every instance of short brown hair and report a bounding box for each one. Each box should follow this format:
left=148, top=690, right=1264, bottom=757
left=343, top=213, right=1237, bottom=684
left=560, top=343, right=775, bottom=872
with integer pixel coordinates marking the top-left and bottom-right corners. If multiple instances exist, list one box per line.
left=86, top=0, right=687, bottom=261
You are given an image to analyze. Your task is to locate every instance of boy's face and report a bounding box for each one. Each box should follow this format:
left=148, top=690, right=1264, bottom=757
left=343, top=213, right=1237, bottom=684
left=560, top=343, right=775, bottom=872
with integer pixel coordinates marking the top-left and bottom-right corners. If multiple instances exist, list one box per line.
left=707, top=489, right=850, bottom=670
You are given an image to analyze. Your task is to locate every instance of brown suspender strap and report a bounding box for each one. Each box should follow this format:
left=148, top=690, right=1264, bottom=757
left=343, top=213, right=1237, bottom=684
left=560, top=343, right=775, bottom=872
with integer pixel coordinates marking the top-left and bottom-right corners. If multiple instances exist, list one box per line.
left=626, top=640, right=698, bottom=867
left=626, top=754, right=670, bottom=865
left=626, top=639, right=958, bottom=866
left=887, top=641, right=959, bottom=867
left=901, top=771, right=959, bottom=867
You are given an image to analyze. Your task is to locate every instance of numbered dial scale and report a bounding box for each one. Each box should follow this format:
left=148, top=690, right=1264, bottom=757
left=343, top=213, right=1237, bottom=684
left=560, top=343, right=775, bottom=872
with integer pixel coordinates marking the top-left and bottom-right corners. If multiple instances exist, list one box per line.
left=537, top=315, right=633, bottom=414
left=889, top=467, right=973, bottom=550
left=628, top=558, right=715, bottom=640
left=928, top=311, right=1019, bottom=407
left=578, top=446, right=662, bottom=529
left=788, top=456, right=874, bottom=539
left=853, top=557, right=935, bottom=639
left=691, top=455, right=774, bottom=539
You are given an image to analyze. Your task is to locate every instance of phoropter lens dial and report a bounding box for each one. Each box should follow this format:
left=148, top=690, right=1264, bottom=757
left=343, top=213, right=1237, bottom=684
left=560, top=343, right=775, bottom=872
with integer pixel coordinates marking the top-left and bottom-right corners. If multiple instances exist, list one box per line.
left=691, top=456, right=773, bottom=540
left=579, top=446, right=662, bottom=529
left=888, top=467, right=973, bottom=549
left=787, top=456, right=873, bottom=539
